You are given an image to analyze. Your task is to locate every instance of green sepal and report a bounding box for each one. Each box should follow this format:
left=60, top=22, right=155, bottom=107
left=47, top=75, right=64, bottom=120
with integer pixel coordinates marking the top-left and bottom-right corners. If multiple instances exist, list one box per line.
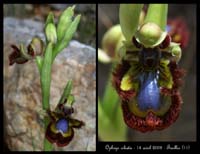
left=119, top=4, right=144, bottom=41
left=144, top=4, right=168, bottom=31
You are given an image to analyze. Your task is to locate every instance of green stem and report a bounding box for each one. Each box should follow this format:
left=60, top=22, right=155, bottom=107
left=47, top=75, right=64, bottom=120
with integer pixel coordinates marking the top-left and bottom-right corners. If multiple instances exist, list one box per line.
left=43, top=117, right=54, bottom=151
left=41, top=43, right=53, bottom=110
left=40, top=42, right=54, bottom=151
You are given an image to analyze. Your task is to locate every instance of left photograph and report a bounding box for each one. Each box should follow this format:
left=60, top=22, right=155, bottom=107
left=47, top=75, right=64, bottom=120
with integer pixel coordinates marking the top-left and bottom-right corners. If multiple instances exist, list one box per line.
left=3, top=4, right=96, bottom=151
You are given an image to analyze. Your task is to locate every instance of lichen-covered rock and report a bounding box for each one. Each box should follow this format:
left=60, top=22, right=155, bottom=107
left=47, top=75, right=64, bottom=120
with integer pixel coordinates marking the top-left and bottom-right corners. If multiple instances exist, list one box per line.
left=4, top=17, right=96, bottom=151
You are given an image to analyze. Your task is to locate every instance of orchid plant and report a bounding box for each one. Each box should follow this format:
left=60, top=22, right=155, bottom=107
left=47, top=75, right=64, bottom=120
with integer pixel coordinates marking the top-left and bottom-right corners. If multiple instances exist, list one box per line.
left=9, top=6, right=84, bottom=151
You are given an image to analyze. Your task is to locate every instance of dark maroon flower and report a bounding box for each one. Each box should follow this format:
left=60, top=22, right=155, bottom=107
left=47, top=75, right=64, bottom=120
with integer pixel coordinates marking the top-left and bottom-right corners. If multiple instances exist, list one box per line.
left=9, top=37, right=44, bottom=66
left=9, top=45, right=29, bottom=65
left=45, top=105, right=84, bottom=147
left=113, top=61, right=185, bottom=132
left=167, top=18, right=190, bottom=49
left=112, top=33, right=185, bottom=132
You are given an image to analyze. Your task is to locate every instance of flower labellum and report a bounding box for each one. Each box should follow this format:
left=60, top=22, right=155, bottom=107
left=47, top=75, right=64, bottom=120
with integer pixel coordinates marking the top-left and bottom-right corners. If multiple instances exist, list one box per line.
left=56, top=118, right=69, bottom=133
left=113, top=30, right=185, bottom=132
left=45, top=105, right=84, bottom=147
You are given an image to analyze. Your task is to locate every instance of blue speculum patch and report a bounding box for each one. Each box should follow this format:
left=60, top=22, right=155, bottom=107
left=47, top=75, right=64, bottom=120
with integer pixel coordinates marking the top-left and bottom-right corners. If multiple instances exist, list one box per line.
left=137, top=71, right=160, bottom=111
left=56, top=118, right=68, bottom=133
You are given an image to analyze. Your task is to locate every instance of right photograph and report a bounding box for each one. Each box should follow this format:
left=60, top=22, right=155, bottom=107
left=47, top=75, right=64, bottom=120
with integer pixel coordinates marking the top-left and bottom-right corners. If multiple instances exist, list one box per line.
left=98, top=4, right=196, bottom=141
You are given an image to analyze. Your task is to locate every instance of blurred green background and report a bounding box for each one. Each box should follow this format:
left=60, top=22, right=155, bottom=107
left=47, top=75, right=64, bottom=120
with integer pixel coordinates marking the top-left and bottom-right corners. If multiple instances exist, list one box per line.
left=98, top=4, right=196, bottom=141
left=4, top=4, right=96, bottom=48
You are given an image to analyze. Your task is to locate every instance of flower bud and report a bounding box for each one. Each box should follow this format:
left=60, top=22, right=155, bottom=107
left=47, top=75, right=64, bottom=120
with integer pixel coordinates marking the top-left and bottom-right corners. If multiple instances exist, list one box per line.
left=55, top=15, right=81, bottom=55
left=45, top=23, right=57, bottom=43
left=29, top=37, right=44, bottom=56
left=57, top=6, right=75, bottom=41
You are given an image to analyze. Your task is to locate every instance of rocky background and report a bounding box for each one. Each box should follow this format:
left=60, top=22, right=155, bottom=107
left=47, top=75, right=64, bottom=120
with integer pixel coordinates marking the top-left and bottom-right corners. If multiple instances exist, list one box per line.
left=4, top=4, right=96, bottom=151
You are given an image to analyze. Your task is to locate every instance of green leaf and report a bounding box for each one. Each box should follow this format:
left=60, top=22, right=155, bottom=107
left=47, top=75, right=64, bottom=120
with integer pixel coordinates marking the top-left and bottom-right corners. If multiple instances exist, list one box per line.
left=59, top=80, right=72, bottom=104
left=66, top=94, right=75, bottom=106
left=52, top=14, right=81, bottom=62
left=57, top=5, right=75, bottom=41
left=41, top=42, right=53, bottom=110
left=56, top=80, right=73, bottom=110
left=144, top=4, right=168, bottom=31
left=102, top=82, right=119, bottom=118
left=98, top=99, right=127, bottom=141
left=98, top=65, right=127, bottom=141
left=102, top=82, right=127, bottom=141
left=119, top=4, right=144, bottom=41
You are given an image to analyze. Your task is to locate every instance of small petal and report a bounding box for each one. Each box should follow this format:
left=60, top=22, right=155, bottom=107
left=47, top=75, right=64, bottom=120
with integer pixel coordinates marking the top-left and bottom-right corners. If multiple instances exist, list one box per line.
left=113, top=55, right=185, bottom=132
left=45, top=109, right=84, bottom=147
left=69, top=118, right=85, bottom=128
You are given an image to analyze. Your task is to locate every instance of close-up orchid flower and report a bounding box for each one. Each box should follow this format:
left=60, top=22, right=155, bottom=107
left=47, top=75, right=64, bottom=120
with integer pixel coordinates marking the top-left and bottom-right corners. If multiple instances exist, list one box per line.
left=98, top=4, right=196, bottom=141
